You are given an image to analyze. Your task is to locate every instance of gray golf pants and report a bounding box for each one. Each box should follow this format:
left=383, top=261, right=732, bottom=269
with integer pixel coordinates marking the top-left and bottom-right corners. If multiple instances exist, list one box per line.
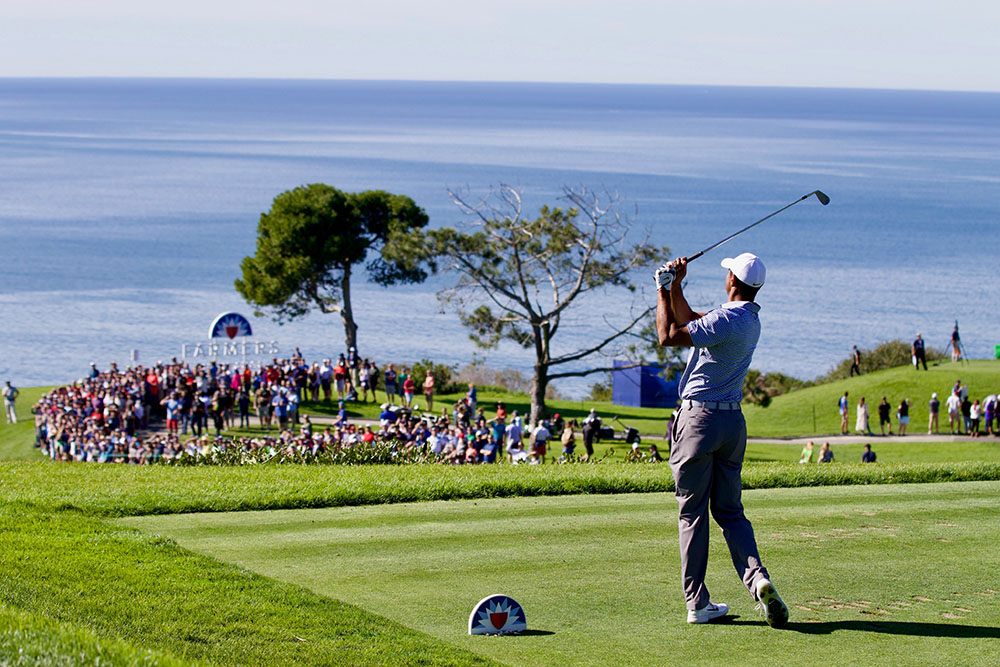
left=669, top=406, right=768, bottom=611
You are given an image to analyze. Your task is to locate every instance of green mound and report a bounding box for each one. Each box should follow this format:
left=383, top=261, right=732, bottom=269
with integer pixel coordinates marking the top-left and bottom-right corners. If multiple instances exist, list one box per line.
left=744, top=359, right=999, bottom=437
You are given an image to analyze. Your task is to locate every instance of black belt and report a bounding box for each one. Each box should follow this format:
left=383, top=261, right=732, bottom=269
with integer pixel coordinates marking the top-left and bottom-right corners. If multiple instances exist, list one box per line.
left=680, top=399, right=741, bottom=411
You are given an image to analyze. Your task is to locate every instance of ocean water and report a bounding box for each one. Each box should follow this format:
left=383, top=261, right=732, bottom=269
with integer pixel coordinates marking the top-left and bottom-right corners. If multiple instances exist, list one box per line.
left=1, top=79, right=998, bottom=395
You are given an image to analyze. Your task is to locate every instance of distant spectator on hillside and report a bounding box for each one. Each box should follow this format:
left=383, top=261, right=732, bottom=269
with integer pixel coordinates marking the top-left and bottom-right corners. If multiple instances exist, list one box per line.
left=970, top=399, right=982, bottom=437
left=383, top=364, right=398, bottom=405
left=3, top=381, right=18, bottom=424
left=955, top=379, right=968, bottom=403
left=402, top=374, right=415, bottom=407
left=358, top=362, right=372, bottom=403
left=466, top=383, right=477, bottom=415
left=856, top=396, right=872, bottom=435
left=861, top=444, right=876, bottom=463
left=531, top=420, right=550, bottom=464
left=319, top=359, right=333, bottom=402
left=839, top=391, right=850, bottom=435
left=818, top=442, right=834, bottom=463
left=850, top=345, right=862, bottom=376
left=928, top=392, right=940, bottom=434
left=505, top=416, right=523, bottom=462
left=799, top=441, right=814, bottom=464
left=896, top=399, right=910, bottom=436
left=985, top=395, right=997, bottom=436
left=951, top=323, right=962, bottom=362
left=560, top=419, right=577, bottom=458
left=397, top=367, right=409, bottom=402
left=961, top=395, right=972, bottom=434
left=423, top=371, right=435, bottom=413
left=946, top=390, right=962, bottom=434
left=878, top=396, right=892, bottom=435
left=237, top=390, right=251, bottom=428
left=379, top=403, right=398, bottom=427
left=333, top=357, right=348, bottom=401
left=912, top=333, right=927, bottom=370
left=582, top=408, right=601, bottom=461
left=347, top=347, right=361, bottom=392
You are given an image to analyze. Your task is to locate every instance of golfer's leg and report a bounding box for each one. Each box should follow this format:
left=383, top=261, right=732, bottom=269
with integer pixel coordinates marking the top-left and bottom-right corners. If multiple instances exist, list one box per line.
left=710, top=412, right=768, bottom=597
left=670, top=409, right=714, bottom=611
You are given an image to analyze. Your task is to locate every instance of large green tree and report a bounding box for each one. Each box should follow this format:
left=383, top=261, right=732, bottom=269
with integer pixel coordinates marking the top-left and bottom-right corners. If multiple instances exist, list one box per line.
left=235, top=184, right=431, bottom=352
left=427, top=185, right=669, bottom=426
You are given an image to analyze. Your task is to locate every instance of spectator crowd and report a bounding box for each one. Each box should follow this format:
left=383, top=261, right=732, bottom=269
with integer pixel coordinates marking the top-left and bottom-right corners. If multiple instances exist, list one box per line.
left=27, top=351, right=588, bottom=466
left=840, top=379, right=999, bottom=438
left=22, top=346, right=999, bottom=466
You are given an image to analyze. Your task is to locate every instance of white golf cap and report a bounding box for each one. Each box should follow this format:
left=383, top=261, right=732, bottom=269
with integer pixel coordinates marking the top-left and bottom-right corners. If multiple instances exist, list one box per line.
left=721, top=252, right=766, bottom=288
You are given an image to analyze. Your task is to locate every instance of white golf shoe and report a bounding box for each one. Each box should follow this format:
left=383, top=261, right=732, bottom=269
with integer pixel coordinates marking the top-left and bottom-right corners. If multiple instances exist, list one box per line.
left=755, top=579, right=789, bottom=628
left=687, top=601, right=729, bottom=624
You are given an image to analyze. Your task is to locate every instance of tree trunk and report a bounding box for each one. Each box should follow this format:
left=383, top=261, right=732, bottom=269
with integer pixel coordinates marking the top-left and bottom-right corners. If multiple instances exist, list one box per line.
left=339, top=263, right=358, bottom=352
left=529, top=363, right=548, bottom=428
left=529, top=321, right=551, bottom=427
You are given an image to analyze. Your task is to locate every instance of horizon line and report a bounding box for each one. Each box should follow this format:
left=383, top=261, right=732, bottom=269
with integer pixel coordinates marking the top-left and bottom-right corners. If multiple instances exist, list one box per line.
left=1, top=75, right=998, bottom=96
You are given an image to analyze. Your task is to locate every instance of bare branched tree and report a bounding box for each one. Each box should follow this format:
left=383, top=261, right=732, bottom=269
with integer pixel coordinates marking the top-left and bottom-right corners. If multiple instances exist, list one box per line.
left=426, top=184, right=669, bottom=425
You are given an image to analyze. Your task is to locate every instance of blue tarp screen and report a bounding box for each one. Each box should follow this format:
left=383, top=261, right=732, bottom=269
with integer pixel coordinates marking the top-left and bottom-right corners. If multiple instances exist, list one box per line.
left=612, top=360, right=679, bottom=409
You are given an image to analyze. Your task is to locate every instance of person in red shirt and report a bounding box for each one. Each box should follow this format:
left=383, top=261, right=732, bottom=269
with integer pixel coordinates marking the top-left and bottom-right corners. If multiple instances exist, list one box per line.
left=145, top=370, right=160, bottom=414
left=333, top=361, right=348, bottom=400
left=403, top=375, right=416, bottom=408
left=361, top=425, right=376, bottom=444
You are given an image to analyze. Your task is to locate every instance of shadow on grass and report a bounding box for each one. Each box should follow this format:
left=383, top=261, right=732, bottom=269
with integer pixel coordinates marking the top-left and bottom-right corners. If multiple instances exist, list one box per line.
left=729, top=619, right=1000, bottom=638
left=508, top=630, right=555, bottom=637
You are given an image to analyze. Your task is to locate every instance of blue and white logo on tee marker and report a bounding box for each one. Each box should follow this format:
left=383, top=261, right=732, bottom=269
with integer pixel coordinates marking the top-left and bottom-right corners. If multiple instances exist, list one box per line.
left=468, top=594, right=527, bottom=635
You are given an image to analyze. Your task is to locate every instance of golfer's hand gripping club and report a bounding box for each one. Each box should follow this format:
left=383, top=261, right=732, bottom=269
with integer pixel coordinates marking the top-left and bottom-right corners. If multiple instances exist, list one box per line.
left=654, top=258, right=687, bottom=291
left=654, top=263, right=674, bottom=291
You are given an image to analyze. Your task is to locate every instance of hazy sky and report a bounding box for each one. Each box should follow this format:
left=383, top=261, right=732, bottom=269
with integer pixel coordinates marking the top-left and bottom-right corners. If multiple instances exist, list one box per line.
left=2, top=0, right=998, bottom=91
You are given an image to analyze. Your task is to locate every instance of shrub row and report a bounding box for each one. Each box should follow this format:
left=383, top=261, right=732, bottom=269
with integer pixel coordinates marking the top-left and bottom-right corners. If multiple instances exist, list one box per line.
left=4, top=461, right=999, bottom=519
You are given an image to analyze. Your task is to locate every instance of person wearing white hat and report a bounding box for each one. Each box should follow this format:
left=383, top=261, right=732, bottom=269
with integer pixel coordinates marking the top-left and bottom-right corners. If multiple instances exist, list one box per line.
left=654, top=251, right=787, bottom=628
left=928, top=392, right=940, bottom=434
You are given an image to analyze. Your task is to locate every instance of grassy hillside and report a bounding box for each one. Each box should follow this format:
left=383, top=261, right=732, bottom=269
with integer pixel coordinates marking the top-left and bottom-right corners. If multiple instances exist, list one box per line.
left=0, top=385, right=49, bottom=461
left=743, top=359, right=999, bottom=437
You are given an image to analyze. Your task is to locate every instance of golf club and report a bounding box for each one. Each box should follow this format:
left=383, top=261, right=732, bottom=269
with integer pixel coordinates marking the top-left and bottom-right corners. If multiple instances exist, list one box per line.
left=656, top=190, right=830, bottom=289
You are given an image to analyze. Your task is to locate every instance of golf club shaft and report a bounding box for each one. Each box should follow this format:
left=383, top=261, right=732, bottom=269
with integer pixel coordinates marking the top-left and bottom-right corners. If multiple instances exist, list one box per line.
left=687, top=190, right=829, bottom=262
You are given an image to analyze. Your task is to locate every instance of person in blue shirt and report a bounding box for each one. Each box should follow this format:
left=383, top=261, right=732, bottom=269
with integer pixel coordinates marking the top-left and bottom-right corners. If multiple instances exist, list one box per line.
left=379, top=404, right=398, bottom=426
left=466, top=383, right=477, bottom=415
left=656, top=251, right=788, bottom=628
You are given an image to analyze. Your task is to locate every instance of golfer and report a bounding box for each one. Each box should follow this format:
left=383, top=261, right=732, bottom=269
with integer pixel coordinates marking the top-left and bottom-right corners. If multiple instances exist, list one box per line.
left=655, top=252, right=788, bottom=627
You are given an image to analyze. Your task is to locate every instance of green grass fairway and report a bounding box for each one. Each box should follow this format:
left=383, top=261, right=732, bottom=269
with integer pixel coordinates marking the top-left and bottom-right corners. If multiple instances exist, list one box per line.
left=124, top=482, right=1000, bottom=666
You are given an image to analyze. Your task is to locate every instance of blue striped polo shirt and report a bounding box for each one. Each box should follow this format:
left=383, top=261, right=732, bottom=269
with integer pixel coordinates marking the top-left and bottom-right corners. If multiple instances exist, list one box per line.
left=677, top=301, right=761, bottom=403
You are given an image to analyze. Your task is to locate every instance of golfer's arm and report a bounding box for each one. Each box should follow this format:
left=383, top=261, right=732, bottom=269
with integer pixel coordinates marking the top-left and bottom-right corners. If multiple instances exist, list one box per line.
left=656, top=286, right=694, bottom=347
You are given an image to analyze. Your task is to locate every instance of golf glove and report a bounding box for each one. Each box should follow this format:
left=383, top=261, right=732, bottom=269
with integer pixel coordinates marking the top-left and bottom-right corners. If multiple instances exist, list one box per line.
left=654, top=264, right=675, bottom=291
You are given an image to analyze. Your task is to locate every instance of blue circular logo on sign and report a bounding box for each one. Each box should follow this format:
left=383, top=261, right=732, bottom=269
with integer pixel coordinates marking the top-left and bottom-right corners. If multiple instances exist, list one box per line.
left=468, top=594, right=527, bottom=635
left=209, top=312, right=253, bottom=339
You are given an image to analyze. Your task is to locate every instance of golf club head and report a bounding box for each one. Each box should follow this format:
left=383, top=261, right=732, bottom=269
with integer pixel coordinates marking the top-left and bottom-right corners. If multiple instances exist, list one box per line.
left=812, top=190, right=831, bottom=206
